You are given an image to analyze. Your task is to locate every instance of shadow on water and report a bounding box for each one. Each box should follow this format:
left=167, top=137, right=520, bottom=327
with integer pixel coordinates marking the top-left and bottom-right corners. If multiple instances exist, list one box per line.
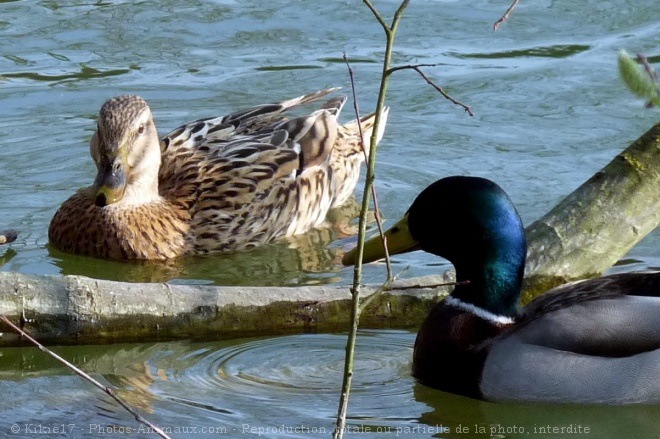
left=455, top=44, right=592, bottom=60
left=0, top=64, right=132, bottom=84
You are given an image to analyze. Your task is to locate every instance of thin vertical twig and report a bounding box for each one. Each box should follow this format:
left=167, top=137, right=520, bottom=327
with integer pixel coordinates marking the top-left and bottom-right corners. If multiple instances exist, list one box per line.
left=0, top=315, right=173, bottom=439
left=333, top=2, right=409, bottom=438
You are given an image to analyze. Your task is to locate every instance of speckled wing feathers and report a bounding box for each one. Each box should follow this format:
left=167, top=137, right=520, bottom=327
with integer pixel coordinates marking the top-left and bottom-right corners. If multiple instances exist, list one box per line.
left=158, top=90, right=351, bottom=251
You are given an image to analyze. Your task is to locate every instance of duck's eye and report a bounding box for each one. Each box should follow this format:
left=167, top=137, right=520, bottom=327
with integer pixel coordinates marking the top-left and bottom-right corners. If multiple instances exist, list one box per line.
left=137, top=124, right=146, bottom=135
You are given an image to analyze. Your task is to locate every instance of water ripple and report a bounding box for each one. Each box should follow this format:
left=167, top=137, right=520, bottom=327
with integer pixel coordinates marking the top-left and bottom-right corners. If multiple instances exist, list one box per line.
left=166, top=332, right=414, bottom=400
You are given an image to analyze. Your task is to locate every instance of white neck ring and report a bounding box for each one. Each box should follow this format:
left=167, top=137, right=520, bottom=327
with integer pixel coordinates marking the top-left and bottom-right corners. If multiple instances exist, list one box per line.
left=444, top=296, right=515, bottom=325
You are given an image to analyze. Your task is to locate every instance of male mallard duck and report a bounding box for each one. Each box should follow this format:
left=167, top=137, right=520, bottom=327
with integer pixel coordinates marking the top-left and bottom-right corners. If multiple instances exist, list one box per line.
left=343, top=176, right=660, bottom=404
left=49, top=89, right=388, bottom=260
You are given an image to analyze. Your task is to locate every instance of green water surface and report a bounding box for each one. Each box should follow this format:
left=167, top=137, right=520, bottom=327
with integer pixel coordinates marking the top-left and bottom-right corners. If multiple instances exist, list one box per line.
left=1, top=1, right=660, bottom=438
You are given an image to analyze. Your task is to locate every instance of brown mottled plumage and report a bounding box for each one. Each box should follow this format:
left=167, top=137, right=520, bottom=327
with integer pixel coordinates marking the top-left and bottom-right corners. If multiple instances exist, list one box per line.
left=49, top=89, right=389, bottom=260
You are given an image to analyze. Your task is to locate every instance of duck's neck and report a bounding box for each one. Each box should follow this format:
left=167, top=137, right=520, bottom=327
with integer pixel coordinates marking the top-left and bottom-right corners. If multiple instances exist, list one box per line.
left=123, top=175, right=161, bottom=205
left=450, top=253, right=525, bottom=320
left=122, top=144, right=162, bottom=206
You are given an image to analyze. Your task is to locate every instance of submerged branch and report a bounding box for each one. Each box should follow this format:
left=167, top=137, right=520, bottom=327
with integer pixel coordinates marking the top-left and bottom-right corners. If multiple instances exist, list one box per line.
left=0, top=315, right=173, bottom=439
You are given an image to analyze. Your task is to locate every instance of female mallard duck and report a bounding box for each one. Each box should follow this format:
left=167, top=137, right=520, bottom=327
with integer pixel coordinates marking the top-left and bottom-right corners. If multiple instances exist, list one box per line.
left=49, top=89, right=388, bottom=260
left=343, top=176, right=660, bottom=404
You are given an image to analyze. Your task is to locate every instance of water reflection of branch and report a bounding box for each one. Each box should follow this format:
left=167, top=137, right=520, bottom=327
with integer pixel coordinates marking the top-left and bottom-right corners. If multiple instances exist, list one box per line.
left=0, top=316, right=173, bottom=439
left=494, top=0, right=521, bottom=31
left=388, top=64, right=474, bottom=116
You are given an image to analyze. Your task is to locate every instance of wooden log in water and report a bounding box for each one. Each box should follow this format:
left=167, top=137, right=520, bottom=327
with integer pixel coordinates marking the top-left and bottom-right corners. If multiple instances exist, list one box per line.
left=1, top=119, right=660, bottom=345
left=0, top=271, right=453, bottom=346
left=523, top=118, right=660, bottom=296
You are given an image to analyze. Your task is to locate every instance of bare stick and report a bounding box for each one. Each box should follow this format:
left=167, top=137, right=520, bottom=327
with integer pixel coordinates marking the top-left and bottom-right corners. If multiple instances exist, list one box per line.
left=388, top=64, right=474, bottom=116
left=0, top=315, right=173, bottom=439
left=368, top=185, right=392, bottom=279
left=333, top=3, right=409, bottom=438
left=494, top=0, right=521, bottom=31
left=344, top=54, right=368, bottom=163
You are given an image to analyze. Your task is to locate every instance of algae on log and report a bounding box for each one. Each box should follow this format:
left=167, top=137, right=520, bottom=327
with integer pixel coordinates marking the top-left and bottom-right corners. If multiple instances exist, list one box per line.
left=523, top=119, right=660, bottom=297
left=0, top=271, right=454, bottom=346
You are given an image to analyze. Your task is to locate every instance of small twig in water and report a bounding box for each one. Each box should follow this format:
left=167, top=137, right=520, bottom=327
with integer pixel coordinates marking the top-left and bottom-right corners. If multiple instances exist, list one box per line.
left=0, top=315, right=173, bottom=439
left=359, top=267, right=409, bottom=312
left=360, top=274, right=470, bottom=312
left=343, top=53, right=393, bottom=281
left=388, top=64, right=474, bottom=116
left=494, top=0, right=521, bottom=31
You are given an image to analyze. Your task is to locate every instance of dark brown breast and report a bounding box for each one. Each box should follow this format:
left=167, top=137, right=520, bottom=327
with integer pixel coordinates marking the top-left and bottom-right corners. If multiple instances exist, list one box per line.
left=412, top=302, right=509, bottom=399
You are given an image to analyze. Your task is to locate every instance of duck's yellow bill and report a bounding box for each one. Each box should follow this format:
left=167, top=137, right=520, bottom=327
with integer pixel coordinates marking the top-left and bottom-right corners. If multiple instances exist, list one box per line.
left=342, top=214, right=421, bottom=265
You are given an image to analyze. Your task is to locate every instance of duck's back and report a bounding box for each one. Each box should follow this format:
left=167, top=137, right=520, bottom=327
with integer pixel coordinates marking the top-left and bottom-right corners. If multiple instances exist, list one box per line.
left=481, top=272, right=660, bottom=404
left=156, top=94, right=344, bottom=254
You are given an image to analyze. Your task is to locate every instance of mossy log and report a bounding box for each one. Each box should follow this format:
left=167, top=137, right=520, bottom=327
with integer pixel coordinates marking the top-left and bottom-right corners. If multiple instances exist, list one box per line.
left=0, top=271, right=454, bottom=346
left=1, top=120, right=660, bottom=345
left=523, top=119, right=660, bottom=296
